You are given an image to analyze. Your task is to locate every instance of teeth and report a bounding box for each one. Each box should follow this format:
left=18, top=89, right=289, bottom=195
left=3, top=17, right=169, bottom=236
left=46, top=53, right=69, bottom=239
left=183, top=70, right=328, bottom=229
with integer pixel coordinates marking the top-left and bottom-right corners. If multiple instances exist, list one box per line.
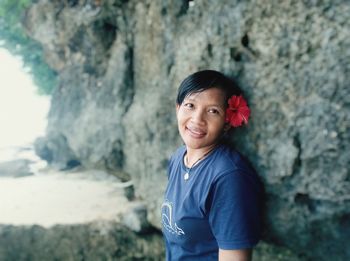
left=192, top=129, right=203, bottom=135
left=187, top=127, right=205, bottom=135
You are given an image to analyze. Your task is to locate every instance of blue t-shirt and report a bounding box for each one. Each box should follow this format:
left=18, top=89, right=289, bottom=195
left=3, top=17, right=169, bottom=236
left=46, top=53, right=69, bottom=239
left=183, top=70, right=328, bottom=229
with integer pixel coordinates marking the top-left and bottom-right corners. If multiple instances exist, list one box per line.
left=161, top=144, right=262, bottom=261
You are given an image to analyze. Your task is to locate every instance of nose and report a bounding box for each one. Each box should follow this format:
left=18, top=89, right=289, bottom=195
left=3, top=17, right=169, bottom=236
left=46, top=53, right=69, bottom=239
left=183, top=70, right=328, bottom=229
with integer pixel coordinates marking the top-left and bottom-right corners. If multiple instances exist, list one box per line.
left=191, top=109, right=205, bottom=125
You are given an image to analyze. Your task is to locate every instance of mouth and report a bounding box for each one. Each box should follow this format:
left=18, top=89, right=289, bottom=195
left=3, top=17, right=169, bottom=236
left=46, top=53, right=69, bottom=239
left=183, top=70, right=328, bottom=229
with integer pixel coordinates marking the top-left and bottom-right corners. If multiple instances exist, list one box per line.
left=185, top=126, right=206, bottom=138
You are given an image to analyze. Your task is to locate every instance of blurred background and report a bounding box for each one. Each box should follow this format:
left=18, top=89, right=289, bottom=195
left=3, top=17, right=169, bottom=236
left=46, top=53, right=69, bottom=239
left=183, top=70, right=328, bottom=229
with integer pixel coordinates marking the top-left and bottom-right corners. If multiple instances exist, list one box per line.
left=0, top=0, right=349, bottom=260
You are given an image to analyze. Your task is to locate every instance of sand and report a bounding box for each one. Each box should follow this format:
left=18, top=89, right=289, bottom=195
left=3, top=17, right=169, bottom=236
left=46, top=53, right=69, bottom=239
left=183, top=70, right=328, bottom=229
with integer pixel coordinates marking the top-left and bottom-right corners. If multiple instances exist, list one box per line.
left=0, top=168, right=131, bottom=228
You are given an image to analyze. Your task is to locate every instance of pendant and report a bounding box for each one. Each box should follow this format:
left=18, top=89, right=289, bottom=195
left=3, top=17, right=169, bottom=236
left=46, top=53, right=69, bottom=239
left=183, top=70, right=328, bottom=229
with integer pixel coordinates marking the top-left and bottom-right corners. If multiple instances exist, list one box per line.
left=184, top=172, right=189, bottom=180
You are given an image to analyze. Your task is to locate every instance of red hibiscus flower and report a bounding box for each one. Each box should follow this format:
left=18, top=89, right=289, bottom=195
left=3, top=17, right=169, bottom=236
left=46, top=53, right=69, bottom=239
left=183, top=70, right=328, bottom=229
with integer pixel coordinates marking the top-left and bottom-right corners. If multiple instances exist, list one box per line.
left=225, top=95, right=251, bottom=127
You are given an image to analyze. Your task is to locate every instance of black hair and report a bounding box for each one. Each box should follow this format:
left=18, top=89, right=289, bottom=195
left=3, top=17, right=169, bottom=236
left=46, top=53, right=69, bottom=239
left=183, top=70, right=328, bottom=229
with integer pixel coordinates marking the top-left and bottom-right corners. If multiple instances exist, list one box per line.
left=176, top=70, right=242, bottom=105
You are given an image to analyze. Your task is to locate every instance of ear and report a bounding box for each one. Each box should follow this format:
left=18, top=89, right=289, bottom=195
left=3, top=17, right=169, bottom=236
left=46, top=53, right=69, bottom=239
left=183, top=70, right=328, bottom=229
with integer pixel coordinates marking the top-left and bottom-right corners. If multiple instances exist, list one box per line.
left=176, top=104, right=180, bottom=115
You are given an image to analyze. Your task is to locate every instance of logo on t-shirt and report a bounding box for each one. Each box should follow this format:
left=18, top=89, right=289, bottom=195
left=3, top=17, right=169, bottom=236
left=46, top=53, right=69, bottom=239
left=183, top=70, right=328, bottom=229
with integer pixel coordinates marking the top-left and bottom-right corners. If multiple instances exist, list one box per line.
left=162, top=200, right=185, bottom=236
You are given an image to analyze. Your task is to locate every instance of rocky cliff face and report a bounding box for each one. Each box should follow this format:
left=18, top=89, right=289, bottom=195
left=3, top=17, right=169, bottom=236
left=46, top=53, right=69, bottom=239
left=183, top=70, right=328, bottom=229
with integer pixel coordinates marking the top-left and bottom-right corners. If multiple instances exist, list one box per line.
left=0, top=222, right=164, bottom=260
left=24, top=0, right=350, bottom=260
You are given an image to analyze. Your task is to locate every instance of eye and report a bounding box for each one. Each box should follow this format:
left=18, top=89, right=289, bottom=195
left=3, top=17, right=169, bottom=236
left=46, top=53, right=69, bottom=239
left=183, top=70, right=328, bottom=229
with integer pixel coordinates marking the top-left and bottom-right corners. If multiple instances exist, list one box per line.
left=183, top=103, right=194, bottom=109
left=208, top=108, right=219, bottom=114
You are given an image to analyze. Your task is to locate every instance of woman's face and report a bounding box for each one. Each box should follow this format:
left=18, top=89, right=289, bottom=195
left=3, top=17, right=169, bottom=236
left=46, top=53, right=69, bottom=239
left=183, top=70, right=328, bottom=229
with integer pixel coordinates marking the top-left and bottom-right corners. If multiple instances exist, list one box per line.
left=176, top=88, right=228, bottom=152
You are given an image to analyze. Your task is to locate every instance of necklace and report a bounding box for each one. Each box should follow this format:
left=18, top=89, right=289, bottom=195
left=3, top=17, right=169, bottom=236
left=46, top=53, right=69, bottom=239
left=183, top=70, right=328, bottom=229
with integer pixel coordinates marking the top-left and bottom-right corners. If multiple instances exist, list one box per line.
left=183, top=146, right=217, bottom=181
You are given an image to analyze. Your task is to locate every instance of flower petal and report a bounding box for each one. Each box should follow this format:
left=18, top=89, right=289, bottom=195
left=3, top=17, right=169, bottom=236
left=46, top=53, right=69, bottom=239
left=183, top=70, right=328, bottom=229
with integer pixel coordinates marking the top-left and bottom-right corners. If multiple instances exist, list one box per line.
left=228, top=96, right=239, bottom=108
left=238, top=96, right=248, bottom=107
left=230, top=112, right=244, bottom=127
left=226, top=95, right=250, bottom=127
left=238, top=106, right=250, bottom=121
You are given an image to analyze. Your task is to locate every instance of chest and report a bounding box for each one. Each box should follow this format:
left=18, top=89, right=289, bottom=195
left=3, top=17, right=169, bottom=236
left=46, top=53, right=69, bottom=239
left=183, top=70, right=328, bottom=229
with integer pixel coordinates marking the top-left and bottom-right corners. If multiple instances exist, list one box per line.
left=162, top=163, right=215, bottom=245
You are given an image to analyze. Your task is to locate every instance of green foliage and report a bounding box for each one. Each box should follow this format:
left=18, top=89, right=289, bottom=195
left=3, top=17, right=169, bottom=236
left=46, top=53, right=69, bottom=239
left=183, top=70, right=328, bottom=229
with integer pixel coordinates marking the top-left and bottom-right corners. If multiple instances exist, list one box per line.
left=0, top=0, right=57, bottom=95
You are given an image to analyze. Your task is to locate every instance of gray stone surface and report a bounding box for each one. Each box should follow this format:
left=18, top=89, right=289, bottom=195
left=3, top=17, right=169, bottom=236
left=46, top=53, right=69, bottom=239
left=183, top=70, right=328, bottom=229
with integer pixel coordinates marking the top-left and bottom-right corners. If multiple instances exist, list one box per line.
left=23, top=0, right=350, bottom=260
left=0, top=222, right=164, bottom=261
left=121, top=202, right=151, bottom=233
left=0, top=159, right=33, bottom=178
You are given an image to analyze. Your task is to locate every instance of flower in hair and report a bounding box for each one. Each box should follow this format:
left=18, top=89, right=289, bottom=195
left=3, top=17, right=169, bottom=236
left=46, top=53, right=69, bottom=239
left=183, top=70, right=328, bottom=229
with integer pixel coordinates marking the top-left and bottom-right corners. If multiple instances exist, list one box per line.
left=225, top=95, right=251, bottom=127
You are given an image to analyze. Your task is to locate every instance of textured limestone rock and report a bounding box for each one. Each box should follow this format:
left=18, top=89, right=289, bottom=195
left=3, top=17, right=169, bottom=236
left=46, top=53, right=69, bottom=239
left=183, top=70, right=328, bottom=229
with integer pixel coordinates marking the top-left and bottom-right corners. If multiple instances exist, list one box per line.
left=0, top=222, right=164, bottom=261
left=0, top=159, right=33, bottom=177
left=24, top=0, right=350, bottom=260
left=121, top=202, right=152, bottom=233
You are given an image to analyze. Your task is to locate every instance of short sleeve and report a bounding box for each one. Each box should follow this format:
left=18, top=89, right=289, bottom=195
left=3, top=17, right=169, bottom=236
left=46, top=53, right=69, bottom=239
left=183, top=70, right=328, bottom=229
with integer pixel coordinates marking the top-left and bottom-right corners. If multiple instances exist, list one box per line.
left=208, top=170, right=262, bottom=250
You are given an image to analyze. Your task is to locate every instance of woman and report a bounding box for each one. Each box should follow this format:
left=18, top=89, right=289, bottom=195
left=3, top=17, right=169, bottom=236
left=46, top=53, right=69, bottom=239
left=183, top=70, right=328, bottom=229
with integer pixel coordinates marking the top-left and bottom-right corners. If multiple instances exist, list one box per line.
left=161, top=70, right=262, bottom=261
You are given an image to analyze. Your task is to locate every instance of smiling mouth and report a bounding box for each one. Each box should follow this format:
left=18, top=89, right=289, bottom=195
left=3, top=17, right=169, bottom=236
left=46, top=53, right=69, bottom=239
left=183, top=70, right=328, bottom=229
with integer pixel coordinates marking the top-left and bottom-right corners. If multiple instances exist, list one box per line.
left=186, top=126, right=206, bottom=138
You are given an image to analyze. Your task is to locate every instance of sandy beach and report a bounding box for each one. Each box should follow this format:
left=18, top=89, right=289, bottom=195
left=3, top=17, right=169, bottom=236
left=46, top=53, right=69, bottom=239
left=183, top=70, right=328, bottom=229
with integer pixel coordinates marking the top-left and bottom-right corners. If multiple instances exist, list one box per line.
left=0, top=168, right=131, bottom=228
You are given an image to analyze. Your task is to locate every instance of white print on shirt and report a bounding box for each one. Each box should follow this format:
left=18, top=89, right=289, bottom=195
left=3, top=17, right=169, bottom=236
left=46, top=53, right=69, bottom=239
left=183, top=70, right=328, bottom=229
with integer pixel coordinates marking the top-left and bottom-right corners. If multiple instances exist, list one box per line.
left=162, top=200, right=185, bottom=236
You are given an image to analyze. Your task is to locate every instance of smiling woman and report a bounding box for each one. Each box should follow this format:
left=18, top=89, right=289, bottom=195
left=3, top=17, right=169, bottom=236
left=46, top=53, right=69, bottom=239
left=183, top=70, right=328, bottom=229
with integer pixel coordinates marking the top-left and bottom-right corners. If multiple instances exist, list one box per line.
left=0, top=49, right=49, bottom=150
left=162, top=70, right=263, bottom=261
left=176, top=88, right=228, bottom=156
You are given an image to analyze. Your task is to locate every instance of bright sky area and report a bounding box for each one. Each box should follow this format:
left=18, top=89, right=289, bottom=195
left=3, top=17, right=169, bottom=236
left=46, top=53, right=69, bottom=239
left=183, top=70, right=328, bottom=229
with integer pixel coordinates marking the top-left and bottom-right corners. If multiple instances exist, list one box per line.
left=0, top=48, right=49, bottom=149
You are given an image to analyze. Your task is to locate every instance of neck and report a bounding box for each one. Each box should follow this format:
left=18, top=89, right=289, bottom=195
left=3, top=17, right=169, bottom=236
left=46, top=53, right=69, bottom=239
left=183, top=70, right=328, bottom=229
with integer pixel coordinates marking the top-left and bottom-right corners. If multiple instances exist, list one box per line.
left=185, top=144, right=218, bottom=167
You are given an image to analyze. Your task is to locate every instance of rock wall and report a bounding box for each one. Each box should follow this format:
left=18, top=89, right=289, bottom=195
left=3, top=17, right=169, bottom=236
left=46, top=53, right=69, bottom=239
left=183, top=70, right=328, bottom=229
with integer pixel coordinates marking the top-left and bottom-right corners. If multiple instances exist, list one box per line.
left=0, top=222, right=164, bottom=260
left=24, top=0, right=350, bottom=260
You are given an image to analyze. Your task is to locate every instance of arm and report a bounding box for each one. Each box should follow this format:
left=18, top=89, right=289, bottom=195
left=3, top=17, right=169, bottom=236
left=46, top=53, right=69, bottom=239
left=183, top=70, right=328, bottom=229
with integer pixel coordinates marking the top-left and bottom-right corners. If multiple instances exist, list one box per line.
left=219, top=248, right=252, bottom=261
left=209, top=171, right=261, bottom=261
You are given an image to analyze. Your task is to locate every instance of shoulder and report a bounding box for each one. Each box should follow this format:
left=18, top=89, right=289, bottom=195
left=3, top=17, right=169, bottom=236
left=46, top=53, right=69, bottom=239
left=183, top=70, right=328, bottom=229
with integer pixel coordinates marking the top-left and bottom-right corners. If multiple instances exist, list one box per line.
left=209, top=144, right=261, bottom=191
left=211, top=144, right=256, bottom=175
